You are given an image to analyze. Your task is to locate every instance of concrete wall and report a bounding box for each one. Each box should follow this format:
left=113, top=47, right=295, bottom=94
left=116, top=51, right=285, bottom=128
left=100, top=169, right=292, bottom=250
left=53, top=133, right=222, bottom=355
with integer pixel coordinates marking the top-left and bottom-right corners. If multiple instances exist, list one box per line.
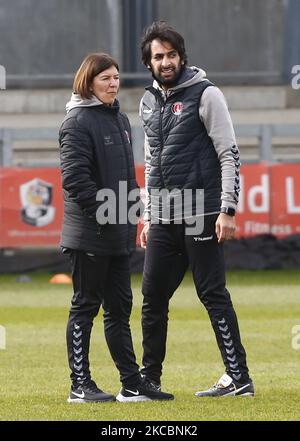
left=0, top=0, right=120, bottom=88
left=158, top=0, right=286, bottom=84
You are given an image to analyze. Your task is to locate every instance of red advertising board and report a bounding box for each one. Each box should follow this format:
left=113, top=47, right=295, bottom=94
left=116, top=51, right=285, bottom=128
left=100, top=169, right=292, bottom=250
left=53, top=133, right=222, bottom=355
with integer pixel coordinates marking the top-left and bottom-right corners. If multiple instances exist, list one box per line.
left=0, top=168, right=63, bottom=247
left=235, top=163, right=271, bottom=237
left=0, top=164, right=299, bottom=248
left=270, top=164, right=300, bottom=237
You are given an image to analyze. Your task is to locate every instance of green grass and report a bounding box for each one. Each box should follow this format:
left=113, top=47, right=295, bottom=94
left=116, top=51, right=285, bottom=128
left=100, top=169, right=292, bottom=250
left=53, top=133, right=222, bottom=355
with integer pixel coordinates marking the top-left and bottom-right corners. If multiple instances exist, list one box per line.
left=1, top=270, right=300, bottom=421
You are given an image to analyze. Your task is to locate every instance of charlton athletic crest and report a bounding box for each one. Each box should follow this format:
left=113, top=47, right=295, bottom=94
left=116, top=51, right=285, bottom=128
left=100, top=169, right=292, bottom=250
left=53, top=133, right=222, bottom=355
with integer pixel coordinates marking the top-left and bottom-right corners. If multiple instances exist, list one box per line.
left=171, top=102, right=183, bottom=115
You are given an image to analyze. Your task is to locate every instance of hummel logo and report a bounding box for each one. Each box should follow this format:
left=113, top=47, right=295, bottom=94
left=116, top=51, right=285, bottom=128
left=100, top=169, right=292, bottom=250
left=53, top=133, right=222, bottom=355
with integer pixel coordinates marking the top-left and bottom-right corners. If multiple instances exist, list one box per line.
left=125, top=389, right=140, bottom=396
left=72, top=391, right=85, bottom=398
left=193, top=235, right=213, bottom=242
left=104, top=136, right=113, bottom=145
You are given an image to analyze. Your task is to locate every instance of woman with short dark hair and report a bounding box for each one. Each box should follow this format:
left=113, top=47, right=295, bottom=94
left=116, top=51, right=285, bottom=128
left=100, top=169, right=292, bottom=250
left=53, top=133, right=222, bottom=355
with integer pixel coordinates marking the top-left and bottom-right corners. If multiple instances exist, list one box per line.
left=59, top=52, right=173, bottom=403
left=60, top=52, right=139, bottom=403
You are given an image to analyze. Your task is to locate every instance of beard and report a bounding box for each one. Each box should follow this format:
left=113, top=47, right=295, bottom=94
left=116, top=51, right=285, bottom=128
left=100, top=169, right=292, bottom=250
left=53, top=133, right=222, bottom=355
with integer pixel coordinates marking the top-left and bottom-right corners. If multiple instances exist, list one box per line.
left=151, top=64, right=183, bottom=88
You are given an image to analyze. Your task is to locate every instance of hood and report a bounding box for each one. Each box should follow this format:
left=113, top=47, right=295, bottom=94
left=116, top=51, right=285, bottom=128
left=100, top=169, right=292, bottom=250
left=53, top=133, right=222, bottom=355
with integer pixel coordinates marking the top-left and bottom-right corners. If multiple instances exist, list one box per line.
left=153, top=66, right=208, bottom=93
left=65, top=92, right=104, bottom=113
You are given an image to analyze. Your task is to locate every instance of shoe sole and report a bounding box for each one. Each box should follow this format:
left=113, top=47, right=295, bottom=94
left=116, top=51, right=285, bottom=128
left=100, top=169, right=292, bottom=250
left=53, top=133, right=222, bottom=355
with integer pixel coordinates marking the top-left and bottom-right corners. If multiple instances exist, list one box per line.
left=116, top=393, right=152, bottom=402
left=67, top=397, right=116, bottom=403
left=195, top=392, right=254, bottom=397
left=236, top=392, right=254, bottom=397
left=116, top=393, right=174, bottom=402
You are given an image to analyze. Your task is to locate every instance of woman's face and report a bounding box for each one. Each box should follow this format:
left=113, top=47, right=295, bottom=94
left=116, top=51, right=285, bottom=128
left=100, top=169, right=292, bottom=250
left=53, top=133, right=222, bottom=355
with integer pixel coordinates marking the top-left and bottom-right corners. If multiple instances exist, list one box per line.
left=91, top=65, right=120, bottom=105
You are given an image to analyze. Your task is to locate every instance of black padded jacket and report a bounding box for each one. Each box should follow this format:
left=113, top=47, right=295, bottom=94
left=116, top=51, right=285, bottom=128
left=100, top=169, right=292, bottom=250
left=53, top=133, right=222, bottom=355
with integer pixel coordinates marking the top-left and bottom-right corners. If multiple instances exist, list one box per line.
left=59, top=101, right=138, bottom=255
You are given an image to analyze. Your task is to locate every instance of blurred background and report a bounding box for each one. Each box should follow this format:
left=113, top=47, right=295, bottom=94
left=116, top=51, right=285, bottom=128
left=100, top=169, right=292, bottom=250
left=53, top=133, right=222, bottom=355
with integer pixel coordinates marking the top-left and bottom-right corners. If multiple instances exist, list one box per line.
left=0, top=0, right=300, bottom=273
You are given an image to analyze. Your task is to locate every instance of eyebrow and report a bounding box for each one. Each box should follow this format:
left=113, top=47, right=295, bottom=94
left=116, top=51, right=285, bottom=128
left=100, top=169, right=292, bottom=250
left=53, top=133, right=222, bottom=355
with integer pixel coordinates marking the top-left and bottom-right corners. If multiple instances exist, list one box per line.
left=152, top=50, right=178, bottom=57
left=99, top=74, right=120, bottom=79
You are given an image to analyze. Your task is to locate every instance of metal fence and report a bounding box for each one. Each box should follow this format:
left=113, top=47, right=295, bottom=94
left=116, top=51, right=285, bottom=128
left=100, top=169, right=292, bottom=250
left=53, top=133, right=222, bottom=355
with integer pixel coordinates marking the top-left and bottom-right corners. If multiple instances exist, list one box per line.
left=1, top=124, right=300, bottom=167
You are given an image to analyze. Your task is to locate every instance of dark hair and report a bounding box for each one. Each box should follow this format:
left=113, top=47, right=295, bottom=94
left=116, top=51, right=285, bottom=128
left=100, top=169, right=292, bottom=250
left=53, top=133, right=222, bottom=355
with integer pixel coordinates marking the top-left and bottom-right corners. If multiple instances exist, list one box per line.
left=73, top=52, right=119, bottom=99
left=141, top=21, right=187, bottom=67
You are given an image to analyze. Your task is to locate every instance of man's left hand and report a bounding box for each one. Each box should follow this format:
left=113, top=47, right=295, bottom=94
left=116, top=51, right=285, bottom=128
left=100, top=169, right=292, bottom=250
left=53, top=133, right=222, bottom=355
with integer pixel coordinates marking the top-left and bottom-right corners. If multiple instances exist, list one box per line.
left=215, top=213, right=236, bottom=243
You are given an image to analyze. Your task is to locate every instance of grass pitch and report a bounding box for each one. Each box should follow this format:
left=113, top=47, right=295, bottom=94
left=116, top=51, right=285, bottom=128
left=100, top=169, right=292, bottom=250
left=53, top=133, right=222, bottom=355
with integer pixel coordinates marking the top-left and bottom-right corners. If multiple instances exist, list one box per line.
left=0, top=270, right=300, bottom=421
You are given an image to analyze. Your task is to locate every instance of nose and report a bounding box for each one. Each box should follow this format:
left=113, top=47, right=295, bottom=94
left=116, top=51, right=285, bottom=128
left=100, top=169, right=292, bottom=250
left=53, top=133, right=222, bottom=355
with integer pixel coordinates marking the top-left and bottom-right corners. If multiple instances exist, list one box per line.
left=161, top=56, right=171, bottom=67
left=109, top=78, right=118, bottom=87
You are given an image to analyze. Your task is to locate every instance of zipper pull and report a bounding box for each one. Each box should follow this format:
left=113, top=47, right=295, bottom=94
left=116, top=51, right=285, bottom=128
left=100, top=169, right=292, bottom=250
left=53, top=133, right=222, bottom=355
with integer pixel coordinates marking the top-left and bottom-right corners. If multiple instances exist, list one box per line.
left=161, top=106, right=164, bottom=113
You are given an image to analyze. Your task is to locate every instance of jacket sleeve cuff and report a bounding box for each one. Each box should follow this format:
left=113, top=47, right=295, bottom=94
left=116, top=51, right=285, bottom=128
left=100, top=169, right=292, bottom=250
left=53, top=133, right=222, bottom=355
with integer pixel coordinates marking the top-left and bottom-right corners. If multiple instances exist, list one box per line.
left=221, top=201, right=238, bottom=211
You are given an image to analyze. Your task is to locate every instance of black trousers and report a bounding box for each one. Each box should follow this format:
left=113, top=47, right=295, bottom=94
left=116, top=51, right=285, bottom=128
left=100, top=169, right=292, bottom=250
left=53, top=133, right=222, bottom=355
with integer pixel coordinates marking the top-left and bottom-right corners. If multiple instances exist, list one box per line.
left=66, top=250, right=140, bottom=388
left=141, top=216, right=250, bottom=384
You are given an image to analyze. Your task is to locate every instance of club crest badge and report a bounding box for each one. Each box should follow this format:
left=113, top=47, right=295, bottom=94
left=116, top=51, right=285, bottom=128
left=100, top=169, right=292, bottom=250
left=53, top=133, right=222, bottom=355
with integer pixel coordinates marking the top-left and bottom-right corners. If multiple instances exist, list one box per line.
left=171, top=102, right=183, bottom=115
left=20, top=178, right=55, bottom=227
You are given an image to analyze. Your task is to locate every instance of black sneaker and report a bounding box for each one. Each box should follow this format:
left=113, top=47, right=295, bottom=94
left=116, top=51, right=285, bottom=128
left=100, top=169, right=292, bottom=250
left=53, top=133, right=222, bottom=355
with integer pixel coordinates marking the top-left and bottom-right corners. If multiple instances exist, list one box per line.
left=195, top=374, right=254, bottom=397
left=116, top=378, right=174, bottom=402
left=67, top=380, right=116, bottom=403
left=140, top=375, right=161, bottom=391
left=147, top=379, right=161, bottom=392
